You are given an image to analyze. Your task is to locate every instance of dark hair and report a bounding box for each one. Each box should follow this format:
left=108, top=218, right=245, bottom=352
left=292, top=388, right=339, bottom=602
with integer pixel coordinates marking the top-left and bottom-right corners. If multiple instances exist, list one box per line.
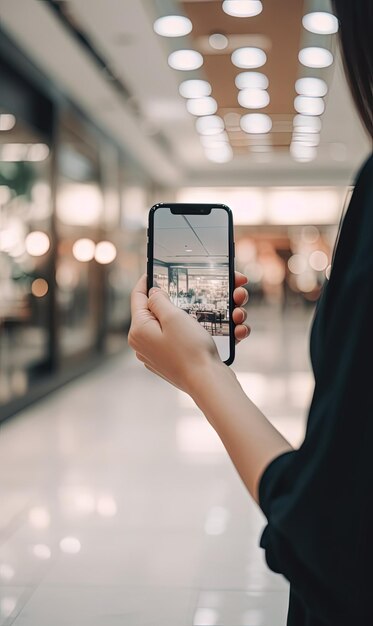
left=331, top=0, right=373, bottom=138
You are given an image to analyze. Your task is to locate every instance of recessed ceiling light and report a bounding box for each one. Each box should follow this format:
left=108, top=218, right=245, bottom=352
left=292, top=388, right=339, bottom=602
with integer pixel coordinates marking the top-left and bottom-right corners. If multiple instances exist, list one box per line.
left=240, top=113, right=272, bottom=134
left=295, top=77, right=328, bottom=97
left=223, top=1, right=263, bottom=18
left=302, top=12, right=339, bottom=35
left=179, top=79, right=212, bottom=99
left=168, top=50, right=203, bottom=71
left=235, top=71, right=268, bottom=90
left=238, top=88, right=270, bottom=109
left=209, top=33, right=228, bottom=50
left=153, top=15, right=192, bottom=37
left=292, top=133, right=320, bottom=147
left=200, top=132, right=229, bottom=147
left=298, top=47, right=333, bottom=68
left=186, top=97, right=218, bottom=116
left=0, top=113, right=16, bottom=131
left=231, top=47, right=266, bottom=69
left=196, top=115, right=225, bottom=135
left=294, top=95, right=325, bottom=116
left=290, top=142, right=317, bottom=162
left=205, top=145, right=233, bottom=163
left=293, top=114, right=321, bottom=133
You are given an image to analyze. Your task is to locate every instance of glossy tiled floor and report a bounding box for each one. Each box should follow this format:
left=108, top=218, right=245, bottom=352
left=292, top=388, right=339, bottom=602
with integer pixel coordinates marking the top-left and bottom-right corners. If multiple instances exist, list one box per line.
left=0, top=304, right=315, bottom=625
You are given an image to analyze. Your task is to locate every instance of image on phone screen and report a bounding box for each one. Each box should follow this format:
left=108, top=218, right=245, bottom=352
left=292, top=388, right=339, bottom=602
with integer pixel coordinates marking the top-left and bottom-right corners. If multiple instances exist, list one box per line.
left=152, top=206, right=231, bottom=362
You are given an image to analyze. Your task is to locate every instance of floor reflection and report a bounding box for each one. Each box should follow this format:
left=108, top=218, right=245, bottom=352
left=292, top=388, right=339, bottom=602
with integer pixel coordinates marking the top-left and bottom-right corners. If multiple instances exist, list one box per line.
left=0, top=304, right=313, bottom=625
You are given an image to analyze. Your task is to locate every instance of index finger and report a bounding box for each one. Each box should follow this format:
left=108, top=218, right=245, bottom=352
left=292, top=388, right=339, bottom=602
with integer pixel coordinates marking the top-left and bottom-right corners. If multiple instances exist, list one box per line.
left=235, top=271, right=248, bottom=287
left=130, top=273, right=149, bottom=318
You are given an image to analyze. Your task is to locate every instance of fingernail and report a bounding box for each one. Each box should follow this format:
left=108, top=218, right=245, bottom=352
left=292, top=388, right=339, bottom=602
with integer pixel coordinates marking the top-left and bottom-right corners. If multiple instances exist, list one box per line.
left=149, top=287, right=160, bottom=296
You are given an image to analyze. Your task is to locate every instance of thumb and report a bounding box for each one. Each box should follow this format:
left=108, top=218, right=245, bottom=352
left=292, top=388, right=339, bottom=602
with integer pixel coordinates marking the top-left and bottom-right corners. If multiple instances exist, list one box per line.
left=148, top=288, right=176, bottom=322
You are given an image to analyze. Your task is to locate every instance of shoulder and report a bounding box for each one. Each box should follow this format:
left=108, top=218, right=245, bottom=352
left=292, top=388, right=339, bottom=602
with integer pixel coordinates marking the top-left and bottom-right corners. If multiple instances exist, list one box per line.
left=345, top=153, right=373, bottom=273
left=353, top=152, right=373, bottom=212
left=356, top=154, right=373, bottom=261
left=355, top=152, right=373, bottom=183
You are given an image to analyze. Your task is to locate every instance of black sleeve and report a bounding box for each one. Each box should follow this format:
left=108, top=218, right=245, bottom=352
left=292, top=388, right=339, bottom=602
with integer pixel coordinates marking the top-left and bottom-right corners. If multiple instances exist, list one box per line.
left=258, top=264, right=373, bottom=624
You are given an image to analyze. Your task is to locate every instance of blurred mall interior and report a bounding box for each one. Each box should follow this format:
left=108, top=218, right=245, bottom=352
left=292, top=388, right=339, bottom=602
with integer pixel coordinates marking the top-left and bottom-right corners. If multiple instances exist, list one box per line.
left=0, top=0, right=371, bottom=624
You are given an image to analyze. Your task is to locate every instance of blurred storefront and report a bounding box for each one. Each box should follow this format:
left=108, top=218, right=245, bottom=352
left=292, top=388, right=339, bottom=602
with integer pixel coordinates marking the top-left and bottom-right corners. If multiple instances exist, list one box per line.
left=0, top=33, right=150, bottom=421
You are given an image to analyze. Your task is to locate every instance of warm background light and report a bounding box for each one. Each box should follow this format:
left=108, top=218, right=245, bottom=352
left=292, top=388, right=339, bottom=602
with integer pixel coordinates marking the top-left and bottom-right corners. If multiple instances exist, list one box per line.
left=95, top=241, right=117, bottom=264
left=31, top=278, right=49, bottom=298
left=72, top=238, right=95, bottom=262
left=25, top=231, right=50, bottom=256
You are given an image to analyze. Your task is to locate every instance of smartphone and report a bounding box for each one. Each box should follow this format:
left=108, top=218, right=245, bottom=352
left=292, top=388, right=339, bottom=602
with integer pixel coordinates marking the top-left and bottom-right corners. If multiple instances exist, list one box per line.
left=147, top=203, right=235, bottom=365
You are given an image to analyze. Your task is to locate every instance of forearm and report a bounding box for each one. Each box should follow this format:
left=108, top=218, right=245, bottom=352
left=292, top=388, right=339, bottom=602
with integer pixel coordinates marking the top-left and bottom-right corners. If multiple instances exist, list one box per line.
left=190, top=361, right=293, bottom=505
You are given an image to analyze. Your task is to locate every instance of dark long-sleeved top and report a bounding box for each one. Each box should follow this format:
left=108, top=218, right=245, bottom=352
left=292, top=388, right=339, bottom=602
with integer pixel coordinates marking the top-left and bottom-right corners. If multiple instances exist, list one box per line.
left=258, top=153, right=373, bottom=626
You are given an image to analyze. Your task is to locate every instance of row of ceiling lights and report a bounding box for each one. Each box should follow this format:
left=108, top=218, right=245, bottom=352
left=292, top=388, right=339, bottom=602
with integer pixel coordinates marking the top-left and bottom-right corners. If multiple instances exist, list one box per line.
left=291, top=11, right=339, bottom=163
left=153, top=2, right=339, bottom=164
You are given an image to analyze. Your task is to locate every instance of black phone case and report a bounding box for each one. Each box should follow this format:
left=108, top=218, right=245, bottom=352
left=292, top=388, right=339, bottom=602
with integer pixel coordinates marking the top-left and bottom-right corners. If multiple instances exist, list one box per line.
left=147, top=202, right=236, bottom=366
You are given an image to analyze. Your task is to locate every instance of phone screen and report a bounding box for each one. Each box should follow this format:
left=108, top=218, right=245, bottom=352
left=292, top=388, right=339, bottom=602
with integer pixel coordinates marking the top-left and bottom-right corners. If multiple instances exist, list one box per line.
left=151, top=205, right=233, bottom=363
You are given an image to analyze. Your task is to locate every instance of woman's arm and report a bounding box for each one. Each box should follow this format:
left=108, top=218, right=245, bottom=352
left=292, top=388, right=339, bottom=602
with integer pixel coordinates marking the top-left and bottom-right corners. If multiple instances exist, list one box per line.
left=128, top=273, right=292, bottom=505
left=190, top=360, right=293, bottom=504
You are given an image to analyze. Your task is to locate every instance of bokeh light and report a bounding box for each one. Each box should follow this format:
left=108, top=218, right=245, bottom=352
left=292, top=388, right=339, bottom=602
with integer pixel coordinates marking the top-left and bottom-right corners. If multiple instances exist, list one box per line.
left=59, top=537, right=81, bottom=554
left=95, top=241, right=117, bottom=264
left=72, top=238, right=95, bottom=262
left=25, top=231, right=50, bottom=256
left=31, top=279, right=49, bottom=298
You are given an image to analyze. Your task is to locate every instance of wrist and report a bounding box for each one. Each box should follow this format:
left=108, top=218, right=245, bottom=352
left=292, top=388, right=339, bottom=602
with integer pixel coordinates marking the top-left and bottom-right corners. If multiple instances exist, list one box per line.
left=188, top=357, right=239, bottom=407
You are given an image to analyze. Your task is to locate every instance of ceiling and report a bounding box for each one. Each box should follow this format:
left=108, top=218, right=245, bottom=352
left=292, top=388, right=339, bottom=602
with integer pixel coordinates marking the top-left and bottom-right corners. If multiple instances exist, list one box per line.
left=154, top=208, right=228, bottom=263
left=183, top=0, right=303, bottom=154
left=0, top=0, right=370, bottom=187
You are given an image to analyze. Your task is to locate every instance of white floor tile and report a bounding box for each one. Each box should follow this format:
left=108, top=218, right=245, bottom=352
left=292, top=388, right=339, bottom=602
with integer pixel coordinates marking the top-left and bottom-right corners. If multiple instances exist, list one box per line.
left=12, top=586, right=197, bottom=626
left=192, top=590, right=289, bottom=625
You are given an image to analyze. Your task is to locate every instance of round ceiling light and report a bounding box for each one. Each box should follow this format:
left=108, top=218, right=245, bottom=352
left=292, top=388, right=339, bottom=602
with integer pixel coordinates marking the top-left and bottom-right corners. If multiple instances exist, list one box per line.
left=290, top=143, right=317, bottom=162
left=196, top=115, right=225, bottom=135
left=292, top=133, right=320, bottom=147
left=209, top=33, right=228, bottom=50
left=293, top=114, right=322, bottom=133
left=0, top=113, right=16, bottom=131
left=231, top=47, right=266, bottom=69
left=238, top=88, right=270, bottom=109
left=205, top=145, right=233, bottom=163
left=186, top=96, right=218, bottom=116
left=299, top=47, right=333, bottom=68
left=223, top=1, right=263, bottom=18
left=294, top=95, right=325, bottom=116
left=235, top=71, right=268, bottom=90
left=179, top=79, right=212, bottom=99
left=200, top=132, right=229, bottom=147
left=168, top=49, right=203, bottom=71
left=240, top=113, right=272, bottom=134
left=302, top=12, right=339, bottom=35
left=153, top=15, right=192, bottom=37
left=295, top=77, right=328, bottom=98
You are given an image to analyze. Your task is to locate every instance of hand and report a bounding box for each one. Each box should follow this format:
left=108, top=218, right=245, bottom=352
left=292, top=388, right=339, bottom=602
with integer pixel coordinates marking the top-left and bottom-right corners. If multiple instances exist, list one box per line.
left=128, top=272, right=250, bottom=394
